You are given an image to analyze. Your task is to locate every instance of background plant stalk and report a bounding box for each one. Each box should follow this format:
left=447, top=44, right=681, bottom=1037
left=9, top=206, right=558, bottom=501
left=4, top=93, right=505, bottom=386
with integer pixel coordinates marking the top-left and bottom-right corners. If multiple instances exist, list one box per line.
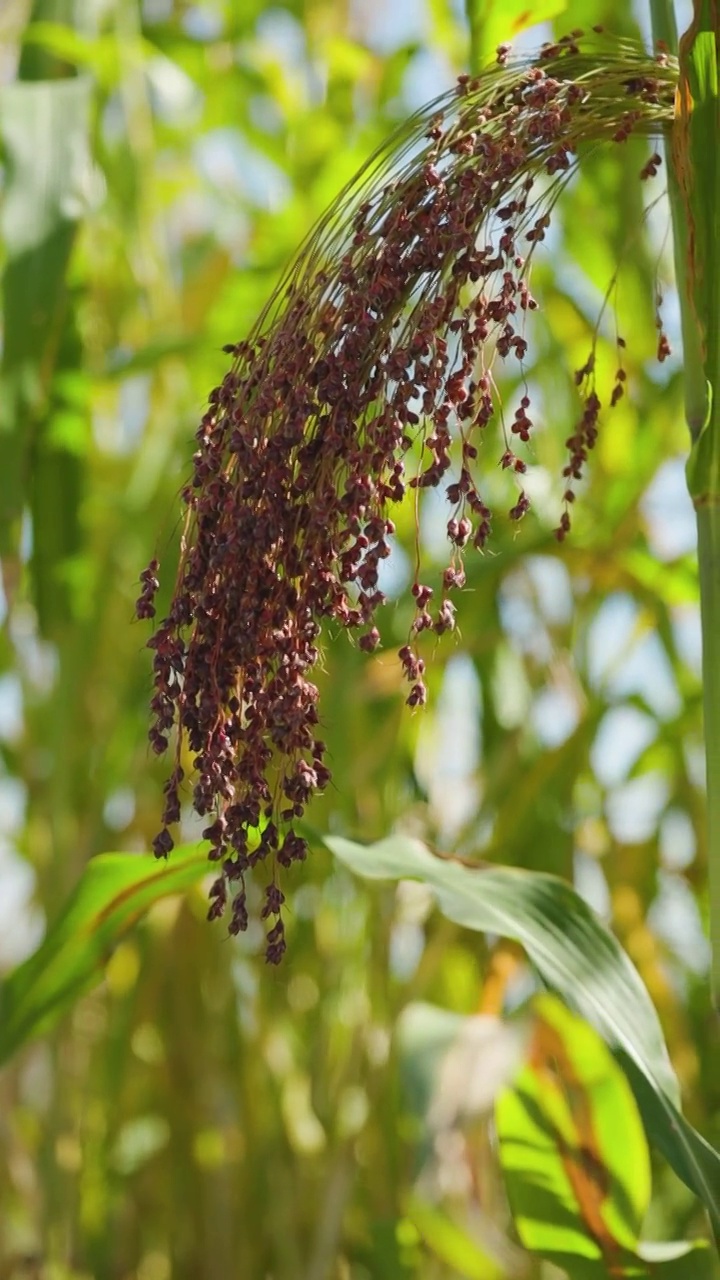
left=653, top=0, right=720, bottom=1004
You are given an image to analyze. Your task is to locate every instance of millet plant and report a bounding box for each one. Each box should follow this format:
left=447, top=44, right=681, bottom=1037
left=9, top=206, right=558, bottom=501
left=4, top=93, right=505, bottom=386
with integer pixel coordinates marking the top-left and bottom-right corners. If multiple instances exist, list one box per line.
left=124, top=0, right=719, bottom=1263
left=4, top=1, right=720, bottom=1275
left=139, top=0, right=720, bottom=992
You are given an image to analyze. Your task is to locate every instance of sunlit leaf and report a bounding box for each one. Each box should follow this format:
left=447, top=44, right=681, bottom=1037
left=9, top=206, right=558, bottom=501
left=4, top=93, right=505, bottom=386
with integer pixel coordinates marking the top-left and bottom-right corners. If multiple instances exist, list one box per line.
left=496, top=996, right=650, bottom=1276
left=497, top=999, right=717, bottom=1275
left=326, top=834, right=720, bottom=1240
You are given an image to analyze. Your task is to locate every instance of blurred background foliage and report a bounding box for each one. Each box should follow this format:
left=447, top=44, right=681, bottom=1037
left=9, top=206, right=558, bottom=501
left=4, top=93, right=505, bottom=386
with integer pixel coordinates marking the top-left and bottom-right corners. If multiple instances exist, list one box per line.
left=0, top=0, right=717, bottom=1276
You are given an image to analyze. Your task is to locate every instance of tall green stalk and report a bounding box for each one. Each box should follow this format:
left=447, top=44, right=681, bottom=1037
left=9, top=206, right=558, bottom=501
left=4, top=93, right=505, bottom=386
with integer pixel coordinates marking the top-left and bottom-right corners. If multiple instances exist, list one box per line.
left=653, top=0, right=720, bottom=1003
left=696, top=507, right=720, bottom=1004
left=650, top=0, right=679, bottom=56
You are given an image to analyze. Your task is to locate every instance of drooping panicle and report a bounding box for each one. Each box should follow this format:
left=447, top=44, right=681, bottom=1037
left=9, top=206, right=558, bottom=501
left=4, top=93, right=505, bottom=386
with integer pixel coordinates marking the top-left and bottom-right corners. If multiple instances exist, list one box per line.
left=138, top=33, right=677, bottom=959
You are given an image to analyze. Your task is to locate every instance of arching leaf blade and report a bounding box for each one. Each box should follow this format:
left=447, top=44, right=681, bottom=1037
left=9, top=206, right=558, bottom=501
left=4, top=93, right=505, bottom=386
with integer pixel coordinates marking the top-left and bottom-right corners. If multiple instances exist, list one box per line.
left=325, top=834, right=720, bottom=1241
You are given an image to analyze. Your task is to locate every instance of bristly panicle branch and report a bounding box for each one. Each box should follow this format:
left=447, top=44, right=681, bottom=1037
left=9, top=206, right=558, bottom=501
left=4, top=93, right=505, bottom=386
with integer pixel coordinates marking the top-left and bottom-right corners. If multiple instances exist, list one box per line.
left=137, top=30, right=677, bottom=960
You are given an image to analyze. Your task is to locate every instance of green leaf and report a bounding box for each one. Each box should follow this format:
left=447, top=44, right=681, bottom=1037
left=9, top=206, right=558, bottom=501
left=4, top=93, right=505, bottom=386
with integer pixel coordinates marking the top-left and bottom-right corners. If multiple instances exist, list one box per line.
left=616, top=1055, right=720, bottom=1248
left=406, top=1198, right=506, bottom=1280
left=465, top=0, right=569, bottom=72
left=0, top=846, right=209, bottom=1066
left=325, top=835, right=720, bottom=1241
left=21, top=21, right=126, bottom=88
left=18, top=0, right=91, bottom=80
left=496, top=996, right=651, bottom=1277
left=0, top=74, right=95, bottom=560
left=496, top=998, right=717, bottom=1277
left=30, top=302, right=91, bottom=635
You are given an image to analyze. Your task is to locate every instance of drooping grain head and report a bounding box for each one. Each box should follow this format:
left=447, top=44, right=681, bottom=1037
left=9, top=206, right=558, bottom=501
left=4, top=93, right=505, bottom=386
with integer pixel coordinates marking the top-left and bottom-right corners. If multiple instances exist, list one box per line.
left=138, top=32, right=677, bottom=960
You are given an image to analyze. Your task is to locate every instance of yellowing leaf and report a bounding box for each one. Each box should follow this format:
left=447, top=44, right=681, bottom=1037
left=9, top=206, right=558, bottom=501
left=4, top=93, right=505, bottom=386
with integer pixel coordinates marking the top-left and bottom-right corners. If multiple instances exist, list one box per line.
left=496, top=996, right=650, bottom=1276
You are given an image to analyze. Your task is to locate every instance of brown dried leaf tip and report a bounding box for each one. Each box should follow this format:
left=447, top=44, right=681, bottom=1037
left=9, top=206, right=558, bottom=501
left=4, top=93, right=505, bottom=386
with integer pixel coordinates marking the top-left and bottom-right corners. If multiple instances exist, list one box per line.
left=138, top=33, right=676, bottom=960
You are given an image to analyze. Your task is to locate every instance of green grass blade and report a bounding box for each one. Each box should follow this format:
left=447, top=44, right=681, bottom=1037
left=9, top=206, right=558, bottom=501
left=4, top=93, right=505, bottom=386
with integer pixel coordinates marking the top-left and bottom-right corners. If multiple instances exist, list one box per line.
left=30, top=308, right=90, bottom=635
left=649, top=0, right=679, bottom=54
left=0, top=846, right=208, bottom=1066
left=326, top=835, right=720, bottom=1241
left=0, top=74, right=93, bottom=584
left=616, top=1053, right=720, bottom=1243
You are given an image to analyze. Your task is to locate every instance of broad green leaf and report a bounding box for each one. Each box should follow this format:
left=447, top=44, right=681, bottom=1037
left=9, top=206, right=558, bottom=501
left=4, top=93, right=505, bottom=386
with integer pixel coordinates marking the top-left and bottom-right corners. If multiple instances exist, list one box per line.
left=496, top=996, right=650, bottom=1277
left=325, top=835, right=720, bottom=1241
left=465, top=0, right=569, bottom=72
left=0, top=1, right=98, bottom=630
left=0, top=846, right=209, bottom=1066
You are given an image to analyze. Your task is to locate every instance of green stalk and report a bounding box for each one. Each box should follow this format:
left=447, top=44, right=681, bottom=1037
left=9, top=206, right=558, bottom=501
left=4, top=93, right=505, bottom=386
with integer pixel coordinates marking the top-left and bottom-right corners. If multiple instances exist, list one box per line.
left=696, top=505, right=720, bottom=1002
left=656, top=0, right=720, bottom=1003
left=650, top=0, right=708, bottom=435
left=649, top=0, right=678, bottom=56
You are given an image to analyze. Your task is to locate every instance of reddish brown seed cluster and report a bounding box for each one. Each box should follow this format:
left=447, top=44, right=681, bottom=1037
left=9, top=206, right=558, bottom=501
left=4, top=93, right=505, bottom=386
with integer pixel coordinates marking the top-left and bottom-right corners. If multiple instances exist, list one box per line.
left=138, top=35, right=677, bottom=959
